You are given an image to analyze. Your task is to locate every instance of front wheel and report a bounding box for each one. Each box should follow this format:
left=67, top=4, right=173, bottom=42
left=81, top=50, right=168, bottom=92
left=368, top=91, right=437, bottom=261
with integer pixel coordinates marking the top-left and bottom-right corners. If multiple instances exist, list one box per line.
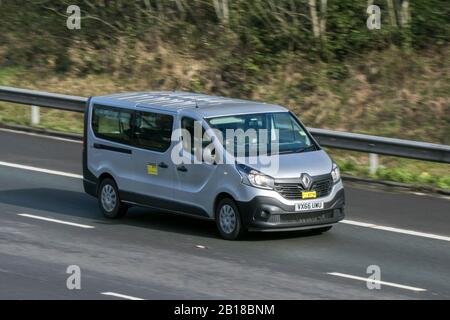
left=98, top=178, right=128, bottom=219
left=215, top=198, right=246, bottom=240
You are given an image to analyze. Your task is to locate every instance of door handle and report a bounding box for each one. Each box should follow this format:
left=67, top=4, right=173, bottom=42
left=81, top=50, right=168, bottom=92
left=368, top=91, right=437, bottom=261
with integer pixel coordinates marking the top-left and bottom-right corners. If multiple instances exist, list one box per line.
left=158, top=162, right=168, bottom=168
left=177, top=165, right=188, bottom=172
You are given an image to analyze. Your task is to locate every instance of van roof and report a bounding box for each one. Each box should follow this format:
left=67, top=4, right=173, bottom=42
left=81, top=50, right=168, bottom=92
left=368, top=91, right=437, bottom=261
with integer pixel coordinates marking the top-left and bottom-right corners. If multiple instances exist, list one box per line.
left=94, top=91, right=287, bottom=117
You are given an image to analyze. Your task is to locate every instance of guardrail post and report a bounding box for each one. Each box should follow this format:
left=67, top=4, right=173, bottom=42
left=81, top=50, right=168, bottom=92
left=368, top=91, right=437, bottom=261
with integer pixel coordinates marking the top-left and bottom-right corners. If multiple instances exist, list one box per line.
left=31, top=106, right=40, bottom=125
left=369, top=153, right=379, bottom=175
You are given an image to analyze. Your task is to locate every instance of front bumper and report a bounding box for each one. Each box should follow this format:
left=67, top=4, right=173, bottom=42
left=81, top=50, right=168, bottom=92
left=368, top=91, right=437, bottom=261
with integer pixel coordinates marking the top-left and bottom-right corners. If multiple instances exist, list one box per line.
left=236, top=188, right=345, bottom=232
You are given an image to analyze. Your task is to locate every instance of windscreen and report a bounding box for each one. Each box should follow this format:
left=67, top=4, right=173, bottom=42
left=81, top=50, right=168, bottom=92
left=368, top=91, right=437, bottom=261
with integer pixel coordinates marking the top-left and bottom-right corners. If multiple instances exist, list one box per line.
left=206, top=112, right=317, bottom=156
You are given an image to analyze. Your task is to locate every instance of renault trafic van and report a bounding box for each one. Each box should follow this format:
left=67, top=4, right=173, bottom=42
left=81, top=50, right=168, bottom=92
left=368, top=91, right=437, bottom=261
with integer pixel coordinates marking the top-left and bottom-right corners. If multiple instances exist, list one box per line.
left=83, top=92, right=345, bottom=240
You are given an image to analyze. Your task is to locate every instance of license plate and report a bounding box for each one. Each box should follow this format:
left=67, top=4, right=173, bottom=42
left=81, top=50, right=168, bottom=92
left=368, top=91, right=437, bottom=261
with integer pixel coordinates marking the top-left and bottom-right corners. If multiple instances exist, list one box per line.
left=302, top=191, right=317, bottom=199
left=295, top=202, right=324, bottom=212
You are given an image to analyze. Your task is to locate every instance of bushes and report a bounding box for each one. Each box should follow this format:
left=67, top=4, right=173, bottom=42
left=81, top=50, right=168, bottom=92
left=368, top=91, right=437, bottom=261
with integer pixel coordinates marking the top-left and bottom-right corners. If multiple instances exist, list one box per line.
left=1, top=0, right=448, bottom=189
left=334, top=157, right=449, bottom=190
left=0, top=1, right=448, bottom=72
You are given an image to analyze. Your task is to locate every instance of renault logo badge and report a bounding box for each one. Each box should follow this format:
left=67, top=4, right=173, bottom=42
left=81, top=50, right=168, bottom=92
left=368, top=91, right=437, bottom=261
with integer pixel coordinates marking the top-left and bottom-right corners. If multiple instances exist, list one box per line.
left=300, top=173, right=312, bottom=190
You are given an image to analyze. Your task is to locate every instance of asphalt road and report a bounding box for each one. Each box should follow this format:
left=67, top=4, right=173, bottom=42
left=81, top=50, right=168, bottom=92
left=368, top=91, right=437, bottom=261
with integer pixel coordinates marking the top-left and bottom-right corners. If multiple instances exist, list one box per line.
left=0, top=128, right=449, bottom=300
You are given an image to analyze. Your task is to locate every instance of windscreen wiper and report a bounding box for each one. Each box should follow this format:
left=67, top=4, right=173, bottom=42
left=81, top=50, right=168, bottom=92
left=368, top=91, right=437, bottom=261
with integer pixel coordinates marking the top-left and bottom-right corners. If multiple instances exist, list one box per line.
left=295, top=145, right=317, bottom=153
left=275, top=145, right=317, bottom=155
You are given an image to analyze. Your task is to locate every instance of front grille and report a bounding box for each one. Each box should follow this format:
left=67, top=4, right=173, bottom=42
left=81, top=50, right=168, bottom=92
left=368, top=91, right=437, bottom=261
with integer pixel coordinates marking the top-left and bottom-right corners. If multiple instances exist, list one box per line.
left=274, top=178, right=332, bottom=200
left=278, top=210, right=334, bottom=223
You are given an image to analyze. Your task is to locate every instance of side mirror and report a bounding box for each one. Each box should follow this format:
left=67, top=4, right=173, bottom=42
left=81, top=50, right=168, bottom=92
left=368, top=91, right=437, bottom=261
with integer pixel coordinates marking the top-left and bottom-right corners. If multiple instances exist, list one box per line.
left=203, top=147, right=217, bottom=165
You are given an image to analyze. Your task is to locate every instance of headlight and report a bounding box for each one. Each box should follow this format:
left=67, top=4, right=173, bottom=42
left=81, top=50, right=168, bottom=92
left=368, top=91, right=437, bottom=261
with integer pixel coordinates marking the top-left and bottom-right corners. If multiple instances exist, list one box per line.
left=331, top=163, right=341, bottom=183
left=236, top=164, right=275, bottom=190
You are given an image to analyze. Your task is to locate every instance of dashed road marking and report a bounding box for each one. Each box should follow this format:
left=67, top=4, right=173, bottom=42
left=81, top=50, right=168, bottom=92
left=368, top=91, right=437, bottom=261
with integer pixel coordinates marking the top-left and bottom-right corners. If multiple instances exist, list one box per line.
left=341, top=219, right=450, bottom=242
left=101, top=292, right=144, bottom=300
left=2, top=161, right=449, bottom=243
left=327, top=272, right=427, bottom=292
left=0, top=161, right=82, bottom=179
left=18, top=214, right=94, bottom=229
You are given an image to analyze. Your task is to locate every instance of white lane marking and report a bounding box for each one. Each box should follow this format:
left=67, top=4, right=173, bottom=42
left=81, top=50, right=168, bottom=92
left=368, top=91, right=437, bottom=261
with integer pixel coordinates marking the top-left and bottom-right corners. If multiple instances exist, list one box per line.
left=340, top=220, right=374, bottom=228
left=18, top=214, right=95, bottom=229
left=2, top=161, right=449, bottom=243
left=0, top=161, right=82, bottom=179
left=327, top=272, right=427, bottom=292
left=340, top=219, right=450, bottom=242
left=0, top=128, right=82, bottom=143
left=101, top=292, right=144, bottom=300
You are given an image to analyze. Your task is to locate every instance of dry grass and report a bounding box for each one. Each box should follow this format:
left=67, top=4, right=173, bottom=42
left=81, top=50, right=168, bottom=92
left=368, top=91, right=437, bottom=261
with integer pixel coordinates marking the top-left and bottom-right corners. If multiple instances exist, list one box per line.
left=0, top=45, right=448, bottom=189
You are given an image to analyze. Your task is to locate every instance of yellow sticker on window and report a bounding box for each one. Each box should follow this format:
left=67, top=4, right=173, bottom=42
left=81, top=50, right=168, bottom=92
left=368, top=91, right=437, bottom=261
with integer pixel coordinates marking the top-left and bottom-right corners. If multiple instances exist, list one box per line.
left=302, top=191, right=317, bottom=199
left=147, top=164, right=158, bottom=175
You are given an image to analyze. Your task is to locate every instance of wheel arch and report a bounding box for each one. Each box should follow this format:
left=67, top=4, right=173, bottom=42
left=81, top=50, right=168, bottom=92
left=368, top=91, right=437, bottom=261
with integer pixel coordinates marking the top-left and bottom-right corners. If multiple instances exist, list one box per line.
left=214, top=192, right=236, bottom=214
left=97, top=172, right=116, bottom=194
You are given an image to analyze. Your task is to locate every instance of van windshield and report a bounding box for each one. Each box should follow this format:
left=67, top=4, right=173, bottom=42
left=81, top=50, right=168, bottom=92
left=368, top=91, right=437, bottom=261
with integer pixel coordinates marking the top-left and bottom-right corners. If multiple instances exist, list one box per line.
left=206, top=112, right=317, bottom=156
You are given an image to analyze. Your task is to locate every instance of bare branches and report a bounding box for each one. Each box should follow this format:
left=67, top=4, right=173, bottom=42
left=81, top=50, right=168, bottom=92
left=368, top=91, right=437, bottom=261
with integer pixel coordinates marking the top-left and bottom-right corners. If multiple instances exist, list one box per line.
left=308, top=0, right=320, bottom=38
left=309, top=0, right=327, bottom=40
left=400, top=0, right=410, bottom=28
left=319, top=0, right=327, bottom=39
left=386, top=0, right=398, bottom=27
left=213, top=0, right=230, bottom=24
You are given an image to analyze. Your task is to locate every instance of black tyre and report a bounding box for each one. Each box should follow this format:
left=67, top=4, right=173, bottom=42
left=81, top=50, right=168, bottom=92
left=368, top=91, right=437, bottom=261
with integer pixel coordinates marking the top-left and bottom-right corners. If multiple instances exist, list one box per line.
left=215, top=198, right=245, bottom=240
left=98, top=178, right=128, bottom=219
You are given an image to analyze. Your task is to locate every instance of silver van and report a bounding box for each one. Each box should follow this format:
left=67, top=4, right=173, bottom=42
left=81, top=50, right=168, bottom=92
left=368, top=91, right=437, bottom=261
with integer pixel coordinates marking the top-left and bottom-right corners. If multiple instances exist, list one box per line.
left=83, top=92, right=345, bottom=240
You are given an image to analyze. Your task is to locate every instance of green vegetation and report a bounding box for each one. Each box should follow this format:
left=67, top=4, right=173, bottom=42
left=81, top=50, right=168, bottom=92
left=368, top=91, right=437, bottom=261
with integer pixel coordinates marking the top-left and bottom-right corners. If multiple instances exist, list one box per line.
left=330, top=150, right=450, bottom=190
left=0, top=0, right=448, bottom=189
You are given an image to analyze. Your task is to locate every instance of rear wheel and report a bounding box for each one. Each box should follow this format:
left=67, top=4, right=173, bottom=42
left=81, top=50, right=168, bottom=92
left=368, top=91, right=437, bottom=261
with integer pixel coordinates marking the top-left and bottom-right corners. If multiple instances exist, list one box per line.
left=98, top=178, right=128, bottom=219
left=215, top=198, right=245, bottom=240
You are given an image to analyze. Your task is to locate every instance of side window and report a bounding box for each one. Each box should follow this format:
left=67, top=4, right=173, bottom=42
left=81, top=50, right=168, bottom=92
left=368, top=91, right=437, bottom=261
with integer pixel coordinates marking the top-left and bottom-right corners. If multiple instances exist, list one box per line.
left=92, top=105, right=133, bottom=144
left=134, top=111, right=173, bottom=152
left=181, top=117, right=208, bottom=160
left=272, top=112, right=309, bottom=144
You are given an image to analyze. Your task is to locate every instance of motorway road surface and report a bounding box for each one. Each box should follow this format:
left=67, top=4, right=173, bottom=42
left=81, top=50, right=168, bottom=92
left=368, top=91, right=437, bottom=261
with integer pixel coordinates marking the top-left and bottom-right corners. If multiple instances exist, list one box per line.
left=0, top=128, right=449, bottom=299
